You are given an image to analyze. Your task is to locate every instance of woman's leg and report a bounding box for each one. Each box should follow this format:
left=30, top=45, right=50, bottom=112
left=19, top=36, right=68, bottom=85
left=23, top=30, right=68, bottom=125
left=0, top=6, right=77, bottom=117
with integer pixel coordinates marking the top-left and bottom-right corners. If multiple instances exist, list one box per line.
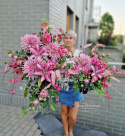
left=61, top=103, right=69, bottom=136
left=68, top=101, right=80, bottom=136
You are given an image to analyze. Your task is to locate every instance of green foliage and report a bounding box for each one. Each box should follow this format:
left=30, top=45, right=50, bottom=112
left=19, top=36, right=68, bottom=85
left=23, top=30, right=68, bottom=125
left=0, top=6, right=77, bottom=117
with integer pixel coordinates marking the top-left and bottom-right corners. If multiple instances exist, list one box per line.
left=98, top=12, right=116, bottom=46
left=24, top=88, right=28, bottom=98
left=75, top=87, right=79, bottom=94
left=99, top=12, right=114, bottom=37
left=50, top=102, right=56, bottom=111
left=87, top=39, right=98, bottom=46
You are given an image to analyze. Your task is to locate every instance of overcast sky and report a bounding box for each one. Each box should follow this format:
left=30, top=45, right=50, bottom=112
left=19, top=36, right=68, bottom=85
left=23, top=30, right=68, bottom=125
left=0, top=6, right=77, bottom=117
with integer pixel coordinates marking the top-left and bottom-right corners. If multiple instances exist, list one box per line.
left=94, top=0, right=125, bottom=35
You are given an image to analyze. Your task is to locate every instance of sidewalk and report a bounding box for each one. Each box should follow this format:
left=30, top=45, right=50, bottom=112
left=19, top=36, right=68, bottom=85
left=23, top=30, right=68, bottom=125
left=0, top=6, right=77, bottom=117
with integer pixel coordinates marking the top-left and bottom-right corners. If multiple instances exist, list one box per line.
left=0, top=104, right=43, bottom=136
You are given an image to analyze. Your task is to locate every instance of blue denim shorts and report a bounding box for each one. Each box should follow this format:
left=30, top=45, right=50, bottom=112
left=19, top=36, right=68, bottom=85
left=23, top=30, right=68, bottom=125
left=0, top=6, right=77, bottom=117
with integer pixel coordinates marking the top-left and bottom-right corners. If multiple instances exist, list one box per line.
left=56, top=83, right=84, bottom=107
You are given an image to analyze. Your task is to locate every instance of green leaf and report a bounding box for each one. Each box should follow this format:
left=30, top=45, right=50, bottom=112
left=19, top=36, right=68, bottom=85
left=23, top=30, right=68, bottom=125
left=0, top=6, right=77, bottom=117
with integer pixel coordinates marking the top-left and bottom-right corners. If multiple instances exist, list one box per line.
left=15, top=51, right=18, bottom=54
left=48, top=27, right=51, bottom=33
left=29, top=103, right=32, bottom=108
left=8, top=50, right=12, bottom=54
left=79, top=77, right=84, bottom=81
left=38, top=78, right=42, bottom=87
left=43, top=99, right=49, bottom=108
left=24, top=88, right=28, bottom=98
left=22, top=106, right=27, bottom=112
left=75, top=87, right=79, bottom=94
left=24, top=110, right=28, bottom=116
left=21, top=55, right=27, bottom=59
left=53, top=39, right=56, bottom=42
left=50, top=102, right=56, bottom=111
left=39, top=32, right=42, bottom=37
left=52, top=98, right=58, bottom=105
left=29, top=96, right=34, bottom=102
left=73, top=83, right=77, bottom=88
left=41, top=18, right=45, bottom=22
left=101, top=92, right=105, bottom=95
left=94, top=88, right=98, bottom=95
left=81, top=74, right=85, bottom=78
left=62, top=57, right=66, bottom=63
left=22, top=74, right=27, bottom=80
left=53, top=92, right=60, bottom=98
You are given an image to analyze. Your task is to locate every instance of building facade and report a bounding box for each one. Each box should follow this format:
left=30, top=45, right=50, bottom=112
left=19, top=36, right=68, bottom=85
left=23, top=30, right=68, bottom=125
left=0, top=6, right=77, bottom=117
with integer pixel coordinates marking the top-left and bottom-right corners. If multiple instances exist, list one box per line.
left=1, top=1, right=125, bottom=136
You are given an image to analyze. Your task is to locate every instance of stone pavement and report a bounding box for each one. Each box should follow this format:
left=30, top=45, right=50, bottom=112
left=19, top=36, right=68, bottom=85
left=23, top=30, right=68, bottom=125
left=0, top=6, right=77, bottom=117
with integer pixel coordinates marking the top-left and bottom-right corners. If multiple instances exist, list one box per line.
left=0, top=104, right=44, bottom=136
left=0, top=104, right=108, bottom=136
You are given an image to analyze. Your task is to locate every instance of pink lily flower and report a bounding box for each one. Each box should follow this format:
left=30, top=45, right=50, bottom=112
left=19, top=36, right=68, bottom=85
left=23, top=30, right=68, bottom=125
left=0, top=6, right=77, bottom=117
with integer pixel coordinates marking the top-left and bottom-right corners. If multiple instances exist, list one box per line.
left=34, top=62, right=53, bottom=82
left=30, top=46, right=48, bottom=58
left=91, top=66, right=105, bottom=82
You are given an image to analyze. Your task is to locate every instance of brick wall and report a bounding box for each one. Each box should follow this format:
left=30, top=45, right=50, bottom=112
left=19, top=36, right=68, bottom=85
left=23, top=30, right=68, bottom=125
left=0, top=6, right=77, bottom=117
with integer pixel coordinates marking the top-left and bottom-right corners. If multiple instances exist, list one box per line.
left=0, top=0, right=49, bottom=112
left=49, top=0, right=85, bottom=48
left=51, top=77, right=125, bottom=136
left=1, top=1, right=125, bottom=136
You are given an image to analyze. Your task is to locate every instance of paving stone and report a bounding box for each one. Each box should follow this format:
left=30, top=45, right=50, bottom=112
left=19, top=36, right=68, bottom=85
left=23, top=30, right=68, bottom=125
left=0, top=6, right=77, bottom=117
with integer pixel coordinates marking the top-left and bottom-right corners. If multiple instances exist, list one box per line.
left=18, top=134, right=24, bottom=136
left=34, top=129, right=43, bottom=136
left=11, top=122, right=21, bottom=131
left=2, top=125, right=12, bottom=133
left=12, top=128, right=22, bottom=136
left=21, top=125, right=31, bottom=134
left=0, top=132, right=4, bottom=136
left=0, top=127, right=4, bottom=132
left=20, top=120, right=28, bottom=129
left=4, top=130, right=14, bottom=136
left=31, top=123, right=38, bottom=131
left=25, top=130, right=35, bottom=136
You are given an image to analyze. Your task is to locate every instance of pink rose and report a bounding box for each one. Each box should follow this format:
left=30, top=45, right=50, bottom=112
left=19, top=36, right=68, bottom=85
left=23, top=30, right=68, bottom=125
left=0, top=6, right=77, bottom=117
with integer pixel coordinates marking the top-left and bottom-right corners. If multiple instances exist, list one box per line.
left=39, top=97, right=43, bottom=101
left=58, top=46, right=67, bottom=57
left=33, top=100, right=39, bottom=105
left=40, top=89, right=48, bottom=98
left=59, top=28, right=62, bottom=32
left=84, top=79, right=89, bottom=84
left=102, top=53, right=105, bottom=57
left=8, top=53, right=12, bottom=58
left=12, top=56, right=17, bottom=62
left=58, top=32, right=61, bottom=36
left=17, top=60, right=23, bottom=66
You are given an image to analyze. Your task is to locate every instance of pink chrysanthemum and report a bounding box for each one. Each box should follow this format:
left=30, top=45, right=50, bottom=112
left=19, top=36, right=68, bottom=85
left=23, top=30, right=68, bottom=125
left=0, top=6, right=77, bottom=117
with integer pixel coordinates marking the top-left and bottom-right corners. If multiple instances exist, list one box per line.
left=76, top=54, right=91, bottom=72
left=22, top=57, right=42, bottom=77
left=21, top=34, right=41, bottom=52
left=46, top=42, right=60, bottom=60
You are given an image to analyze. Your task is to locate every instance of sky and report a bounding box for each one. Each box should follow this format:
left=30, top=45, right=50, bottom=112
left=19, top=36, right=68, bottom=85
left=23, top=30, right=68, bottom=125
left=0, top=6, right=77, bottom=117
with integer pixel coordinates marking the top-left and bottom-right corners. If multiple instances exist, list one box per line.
left=94, top=0, right=125, bottom=35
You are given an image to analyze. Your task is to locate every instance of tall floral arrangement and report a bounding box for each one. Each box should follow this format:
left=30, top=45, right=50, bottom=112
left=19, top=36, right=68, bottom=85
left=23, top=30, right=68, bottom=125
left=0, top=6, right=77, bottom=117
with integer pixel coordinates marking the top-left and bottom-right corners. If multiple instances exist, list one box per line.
left=3, top=19, right=121, bottom=115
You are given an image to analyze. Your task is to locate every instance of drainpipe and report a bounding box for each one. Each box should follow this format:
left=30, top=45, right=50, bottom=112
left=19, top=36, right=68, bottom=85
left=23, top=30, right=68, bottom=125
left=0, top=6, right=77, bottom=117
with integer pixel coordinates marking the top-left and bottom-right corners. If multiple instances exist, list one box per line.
left=82, top=0, right=87, bottom=47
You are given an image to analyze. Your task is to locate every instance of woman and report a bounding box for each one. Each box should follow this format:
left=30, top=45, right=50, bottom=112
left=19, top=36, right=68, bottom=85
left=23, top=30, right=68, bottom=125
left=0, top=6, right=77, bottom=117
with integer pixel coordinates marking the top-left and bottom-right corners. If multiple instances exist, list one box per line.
left=58, top=30, right=84, bottom=136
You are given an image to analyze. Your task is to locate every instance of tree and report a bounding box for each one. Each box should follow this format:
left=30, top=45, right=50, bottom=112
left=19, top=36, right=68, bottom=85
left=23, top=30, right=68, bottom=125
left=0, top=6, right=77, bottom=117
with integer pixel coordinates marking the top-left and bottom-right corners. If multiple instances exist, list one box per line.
left=98, top=12, right=115, bottom=46
left=99, top=12, right=114, bottom=37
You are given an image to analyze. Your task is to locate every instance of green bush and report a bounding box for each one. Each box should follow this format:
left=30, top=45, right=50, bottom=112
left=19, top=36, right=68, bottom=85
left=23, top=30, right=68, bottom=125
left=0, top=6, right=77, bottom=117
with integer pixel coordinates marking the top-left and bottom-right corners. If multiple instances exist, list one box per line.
left=87, top=39, right=98, bottom=46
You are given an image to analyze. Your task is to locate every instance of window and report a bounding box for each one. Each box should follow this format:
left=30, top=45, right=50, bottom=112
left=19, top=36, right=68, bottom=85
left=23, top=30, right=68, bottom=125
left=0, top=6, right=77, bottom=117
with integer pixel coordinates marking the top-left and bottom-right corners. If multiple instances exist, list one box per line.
left=67, top=6, right=73, bottom=31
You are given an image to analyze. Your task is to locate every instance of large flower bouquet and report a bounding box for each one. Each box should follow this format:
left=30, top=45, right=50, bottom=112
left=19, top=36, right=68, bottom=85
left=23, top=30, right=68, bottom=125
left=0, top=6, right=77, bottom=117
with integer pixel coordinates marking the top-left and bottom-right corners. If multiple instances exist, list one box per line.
left=3, top=19, right=120, bottom=115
